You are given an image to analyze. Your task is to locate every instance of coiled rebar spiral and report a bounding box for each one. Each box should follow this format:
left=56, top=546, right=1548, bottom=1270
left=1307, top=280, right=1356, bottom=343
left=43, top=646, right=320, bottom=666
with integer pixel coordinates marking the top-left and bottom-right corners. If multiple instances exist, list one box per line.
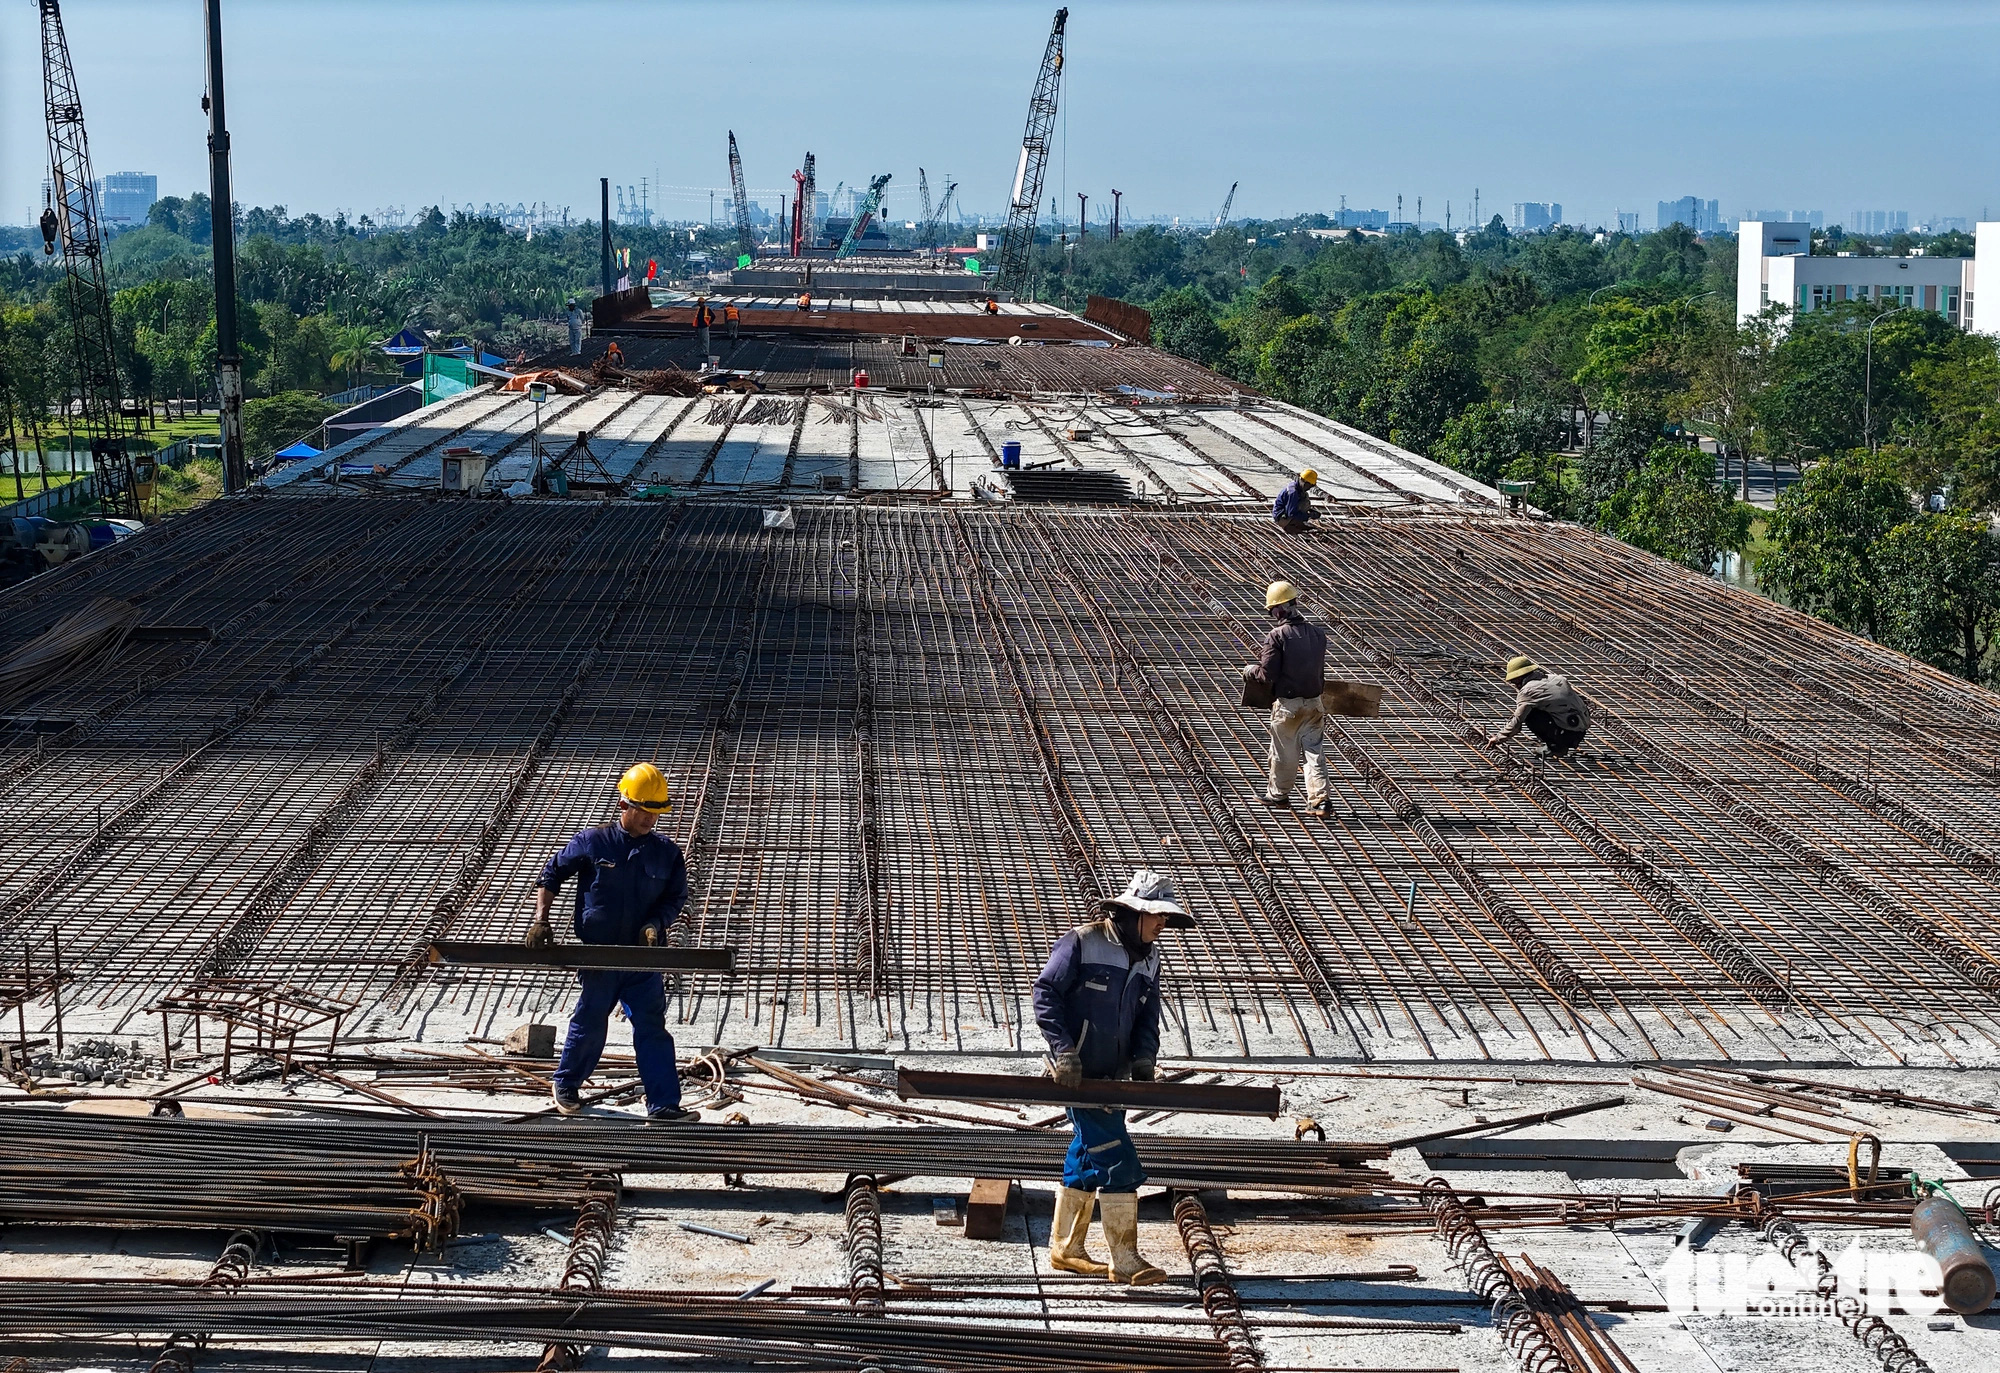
left=1172, top=1192, right=1262, bottom=1370
left=147, top=1229, right=262, bottom=1372
left=844, top=1175, right=886, bottom=1312
left=1421, top=1178, right=1578, bottom=1373
left=1760, top=1211, right=1932, bottom=1373
left=537, top=1178, right=621, bottom=1373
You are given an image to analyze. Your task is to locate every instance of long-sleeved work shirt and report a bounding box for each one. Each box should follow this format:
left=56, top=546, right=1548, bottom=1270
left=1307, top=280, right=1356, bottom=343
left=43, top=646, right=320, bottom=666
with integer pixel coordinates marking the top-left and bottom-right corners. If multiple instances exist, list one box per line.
left=692, top=302, right=716, bottom=329
left=537, top=823, right=689, bottom=946
left=1493, top=674, right=1591, bottom=741
left=1272, top=478, right=1316, bottom=524
left=1257, top=610, right=1328, bottom=701
left=1033, top=920, right=1162, bottom=1079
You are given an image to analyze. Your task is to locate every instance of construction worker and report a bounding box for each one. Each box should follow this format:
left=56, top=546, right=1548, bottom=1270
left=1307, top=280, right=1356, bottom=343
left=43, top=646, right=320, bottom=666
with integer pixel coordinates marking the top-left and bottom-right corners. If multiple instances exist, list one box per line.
left=724, top=301, right=741, bottom=344
left=797, top=291, right=812, bottom=312
left=567, top=298, right=584, bottom=356
left=1034, top=869, right=1194, bottom=1287
left=526, top=763, right=696, bottom=1123
left=692, top=295, right=715, bottom=359
left=985, top=296, right=1000, bottom=316
left=1243, top=580, right=1330, bottom=815
left=1272, top=468, right=1318, bottom=535
left=604, top=340, right=624, bottom=368
left=1489, top=656, right=1592, bottom=758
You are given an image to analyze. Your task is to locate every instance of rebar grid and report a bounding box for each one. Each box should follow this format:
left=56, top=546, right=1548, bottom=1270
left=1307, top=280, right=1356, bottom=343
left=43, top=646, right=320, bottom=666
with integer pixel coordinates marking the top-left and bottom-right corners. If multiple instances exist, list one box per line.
left=4, top=497, right=1999, bottom=1062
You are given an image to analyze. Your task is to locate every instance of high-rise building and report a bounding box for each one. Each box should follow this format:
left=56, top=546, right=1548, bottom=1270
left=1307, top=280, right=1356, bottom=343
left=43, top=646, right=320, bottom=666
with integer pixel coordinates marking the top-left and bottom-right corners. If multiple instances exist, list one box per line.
left=1616, top=211, right=1641, bottom=234
left=1848, top=209, right=1910, bottom=236
left=1752, top=209, right=1824, bottom=229
left=1657, top=196, right=1720, bottom=233
left=1333, top=207, right=1389, bottom=229
left=1511, top=202, right=1560, bottom=232
left=95, top=171, right=158, bottom=226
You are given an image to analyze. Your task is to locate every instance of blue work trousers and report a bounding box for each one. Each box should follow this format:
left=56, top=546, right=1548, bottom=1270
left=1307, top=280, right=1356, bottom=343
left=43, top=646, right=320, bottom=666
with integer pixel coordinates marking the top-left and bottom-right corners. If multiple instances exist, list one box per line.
left=1063, top=1107, right=1146, bottom=1193
left=554, top=970, right=680, bottom=1112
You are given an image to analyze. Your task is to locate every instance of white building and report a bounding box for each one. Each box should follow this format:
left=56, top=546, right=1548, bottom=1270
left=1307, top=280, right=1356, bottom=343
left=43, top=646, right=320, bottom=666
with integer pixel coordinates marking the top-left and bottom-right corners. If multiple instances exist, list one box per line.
left=1737, top=220, right=2000, bottom=335
left=1512, top=202, right=1560, bottom=232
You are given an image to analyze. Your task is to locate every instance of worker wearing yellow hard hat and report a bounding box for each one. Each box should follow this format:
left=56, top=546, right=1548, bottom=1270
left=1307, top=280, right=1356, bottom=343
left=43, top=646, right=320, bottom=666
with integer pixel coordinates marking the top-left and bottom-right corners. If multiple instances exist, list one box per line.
left=527, top=762, right=697, bottom=1122
left=1242, top=579, right=1332, bottom=815
left=1488, top=655, right=1593, bottom=758
left=1273, top=469, right=1318, bottom=535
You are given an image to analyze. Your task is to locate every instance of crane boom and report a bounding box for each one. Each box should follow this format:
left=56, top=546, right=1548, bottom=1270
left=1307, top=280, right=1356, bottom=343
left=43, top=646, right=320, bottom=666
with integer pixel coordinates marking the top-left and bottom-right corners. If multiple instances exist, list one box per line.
left=996, top=7, right=1067, bottom=294
left=38, top=0, right=136, bottom=518
left=727, top=131, right=754, bottom=258
left=1212, top=181, right=1237, bottom=232
left=800, top=153, right=816, bottom=248
left=919, top=176, right=957, bottom=251
left=836, top=173, right=892, bottom=259
left=918, top=169, right=933, bottom=227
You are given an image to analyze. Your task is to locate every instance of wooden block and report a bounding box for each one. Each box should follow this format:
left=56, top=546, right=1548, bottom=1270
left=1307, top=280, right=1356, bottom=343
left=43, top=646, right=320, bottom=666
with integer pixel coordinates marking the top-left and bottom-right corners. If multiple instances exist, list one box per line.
left=1239, top=672, right=1275, bottom=710
left=964, top=1178, right=1012, bottom=1239
left=1322, top=680, right=1383, bottom=717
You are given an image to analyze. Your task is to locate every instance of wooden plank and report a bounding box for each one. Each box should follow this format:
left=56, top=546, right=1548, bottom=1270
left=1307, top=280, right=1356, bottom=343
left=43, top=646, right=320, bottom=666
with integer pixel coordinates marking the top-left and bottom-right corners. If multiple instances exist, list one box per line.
left=964, top=1177, right=1012, bottom=1239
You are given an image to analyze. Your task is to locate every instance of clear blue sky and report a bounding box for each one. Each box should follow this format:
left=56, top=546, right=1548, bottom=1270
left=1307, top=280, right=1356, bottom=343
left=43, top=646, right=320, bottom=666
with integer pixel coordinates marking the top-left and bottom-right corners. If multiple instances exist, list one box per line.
left=4, top=0, right=1996, bottom=231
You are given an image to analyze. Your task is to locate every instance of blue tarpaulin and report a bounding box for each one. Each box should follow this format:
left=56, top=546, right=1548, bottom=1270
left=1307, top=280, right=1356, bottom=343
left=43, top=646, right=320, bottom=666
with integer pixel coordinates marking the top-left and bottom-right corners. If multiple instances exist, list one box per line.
left=379, top=328, right=429, bottom=357
left=271, top=440, right=322, bottom=464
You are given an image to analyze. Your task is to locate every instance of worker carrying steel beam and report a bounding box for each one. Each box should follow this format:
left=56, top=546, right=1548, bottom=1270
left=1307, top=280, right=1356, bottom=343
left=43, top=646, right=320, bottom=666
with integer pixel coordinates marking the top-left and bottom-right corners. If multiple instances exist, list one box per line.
left=526, top=763, right=697, bottom=1123
left=1243, top=580, right=1331, bottom=815
left=1033, top=869, right=1194, bottom=1286
left=1272, top=468, right=1317, bottom=534
left=1488, top=655, right=1591, bottom=758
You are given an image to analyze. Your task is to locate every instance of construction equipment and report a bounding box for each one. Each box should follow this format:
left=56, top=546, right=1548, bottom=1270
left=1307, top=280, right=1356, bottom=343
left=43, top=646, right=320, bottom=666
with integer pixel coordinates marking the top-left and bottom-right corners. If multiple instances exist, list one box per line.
left=790, top=167, right=805, bottom=257
left=996, top=7, right=1067, bottom=293
left=726, top=130, right=754, bottom=259
left=38, top=0, right=137, bottom=519
left=1211, top=181, right=1237, bottom=233
left=800, top=152, right=817, bottom=249
left=835, top=173, right=892, bottom=259
left=918, top=168, right=932, bottom=236
left=1110, top=188, right=1121, bottom=239
left=203, top=0, right=247, bottom=494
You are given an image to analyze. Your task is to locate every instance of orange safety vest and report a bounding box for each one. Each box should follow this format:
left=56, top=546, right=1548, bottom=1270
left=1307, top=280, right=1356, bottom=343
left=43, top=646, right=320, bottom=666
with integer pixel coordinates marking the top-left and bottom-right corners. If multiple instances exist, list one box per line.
left=985, top=298, right=998, bottom=315
left=798, top=294, right=811, bottom=309
left=724, top=305, right=740, bottom=322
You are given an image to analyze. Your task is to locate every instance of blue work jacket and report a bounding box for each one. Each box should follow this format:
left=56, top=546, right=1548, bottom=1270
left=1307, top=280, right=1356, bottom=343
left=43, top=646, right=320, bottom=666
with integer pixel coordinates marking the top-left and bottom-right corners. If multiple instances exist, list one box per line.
left=537, top=822, right=689, bottom=946
left=1272, top=478, right=1315, bottom=523
left=1033, top=920, right=1162, bottom=1079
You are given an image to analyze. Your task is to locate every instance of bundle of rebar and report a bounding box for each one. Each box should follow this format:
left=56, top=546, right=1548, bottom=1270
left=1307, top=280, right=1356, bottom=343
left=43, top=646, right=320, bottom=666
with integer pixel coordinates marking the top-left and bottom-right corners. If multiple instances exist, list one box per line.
left=0, top=1280, right=1236, bottom=1371
left=0, top=1108, right=1387, bottom=1236
left=0, top=596, right=139, bottom=715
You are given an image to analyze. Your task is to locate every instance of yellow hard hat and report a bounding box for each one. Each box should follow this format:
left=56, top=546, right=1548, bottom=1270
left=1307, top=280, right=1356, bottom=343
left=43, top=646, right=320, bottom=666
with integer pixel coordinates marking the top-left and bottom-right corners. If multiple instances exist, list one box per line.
left=617, top=762, right=671, bottom=812
left=1265, top=580, right=1298, bottom=609
left=1299, top=469, right=1318, bottom=487
left=1504, top=655, right=1541, bottom=683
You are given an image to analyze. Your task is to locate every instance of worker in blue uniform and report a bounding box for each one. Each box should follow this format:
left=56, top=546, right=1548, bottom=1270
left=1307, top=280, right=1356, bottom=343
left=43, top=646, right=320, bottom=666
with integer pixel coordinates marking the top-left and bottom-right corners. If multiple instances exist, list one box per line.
left=526, top=762, right=696, bottom=1123
left=1272, top=467, right=1318, bottom=534
left=1032, top=869, right=1195, bottom=1285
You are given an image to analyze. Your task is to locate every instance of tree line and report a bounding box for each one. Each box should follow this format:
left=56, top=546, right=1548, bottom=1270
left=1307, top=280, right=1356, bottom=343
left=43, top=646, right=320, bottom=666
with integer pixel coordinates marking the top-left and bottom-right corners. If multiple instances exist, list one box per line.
left=1038, top=217, right=2000, bottom=682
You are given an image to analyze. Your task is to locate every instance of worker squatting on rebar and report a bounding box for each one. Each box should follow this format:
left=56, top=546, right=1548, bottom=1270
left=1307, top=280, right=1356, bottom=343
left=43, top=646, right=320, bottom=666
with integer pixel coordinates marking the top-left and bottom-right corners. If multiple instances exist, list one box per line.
left=1487, top=655, right=1593, bottom=759
left=525, top=763, right=697, bottom=1124
left=1032, top=868, right=1196, bottom=1287
left=1271, top=468, right=1318, bottom=534
left=1242, top=580, right=1331, bottom=816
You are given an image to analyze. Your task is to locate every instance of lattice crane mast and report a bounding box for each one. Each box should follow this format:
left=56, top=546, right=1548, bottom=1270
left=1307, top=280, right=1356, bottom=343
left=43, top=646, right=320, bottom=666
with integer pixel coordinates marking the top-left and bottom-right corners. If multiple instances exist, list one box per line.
left=800, top=153, right=817, bottom=249
left=727, top=131, right=754, bottom=258
left=1212, top=181, right=1237, bottom=233
left=38, top=0, right=138, bottom=518
left=835, top=173, right=892, bottom=259
left=996, top=7, right=1067, bottom=294
left=917, top=171, right=958, bottom=251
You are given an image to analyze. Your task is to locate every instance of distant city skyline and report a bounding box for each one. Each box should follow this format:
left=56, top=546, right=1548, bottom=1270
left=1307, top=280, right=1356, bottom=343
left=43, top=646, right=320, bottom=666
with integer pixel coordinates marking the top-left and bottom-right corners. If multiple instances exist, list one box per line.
left=4, top=1, right=1995, bottom=233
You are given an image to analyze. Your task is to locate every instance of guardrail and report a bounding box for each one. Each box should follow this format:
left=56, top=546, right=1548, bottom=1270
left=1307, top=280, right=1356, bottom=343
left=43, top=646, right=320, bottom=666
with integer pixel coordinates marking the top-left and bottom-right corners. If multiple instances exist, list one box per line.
left=1, top=474, right=98, bottom=522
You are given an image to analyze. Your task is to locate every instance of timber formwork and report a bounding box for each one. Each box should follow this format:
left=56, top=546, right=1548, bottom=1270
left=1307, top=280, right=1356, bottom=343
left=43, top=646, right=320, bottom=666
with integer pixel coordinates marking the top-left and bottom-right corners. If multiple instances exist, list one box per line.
left=3, top=497, right=1998, bottom=1066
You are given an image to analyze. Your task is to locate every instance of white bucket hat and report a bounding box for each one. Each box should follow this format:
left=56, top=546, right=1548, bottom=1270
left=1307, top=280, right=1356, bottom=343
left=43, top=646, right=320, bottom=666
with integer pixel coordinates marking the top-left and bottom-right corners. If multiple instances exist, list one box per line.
left=1102, top=869, right=1195, bottom=929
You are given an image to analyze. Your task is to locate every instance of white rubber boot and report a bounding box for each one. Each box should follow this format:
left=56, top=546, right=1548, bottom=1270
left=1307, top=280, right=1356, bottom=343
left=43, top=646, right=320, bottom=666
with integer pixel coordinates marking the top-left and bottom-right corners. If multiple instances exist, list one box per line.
left=1048, top=1186, right=1109, bottom=1277
left=1098, top=1191, right=1167, bottom=1285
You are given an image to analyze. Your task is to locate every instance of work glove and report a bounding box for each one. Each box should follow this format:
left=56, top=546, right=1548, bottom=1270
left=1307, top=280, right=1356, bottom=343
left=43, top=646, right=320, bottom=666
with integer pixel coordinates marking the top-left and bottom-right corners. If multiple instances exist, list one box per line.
left=1049, top=1051, right=1083, bottom=1090
left=1240, top=663, right=1259, bottom=679
left=641, top=924, right=661, bottom=946
left=1129, top=1058, right=1157, bottom=1082
left=524, top=917, right=554, bottom=951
